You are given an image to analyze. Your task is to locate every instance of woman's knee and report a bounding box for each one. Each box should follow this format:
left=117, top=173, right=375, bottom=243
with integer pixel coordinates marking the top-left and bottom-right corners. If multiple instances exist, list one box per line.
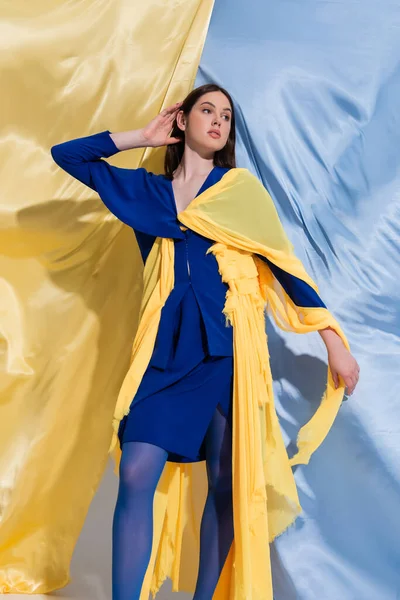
left=119, top=441, right=167, bottom=495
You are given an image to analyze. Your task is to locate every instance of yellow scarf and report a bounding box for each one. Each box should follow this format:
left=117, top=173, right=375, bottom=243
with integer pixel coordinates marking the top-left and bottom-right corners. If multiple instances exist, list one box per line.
left=109, top=168, right=349, bottom=600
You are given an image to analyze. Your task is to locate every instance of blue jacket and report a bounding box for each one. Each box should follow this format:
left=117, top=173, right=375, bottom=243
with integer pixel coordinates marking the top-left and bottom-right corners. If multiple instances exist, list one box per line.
left=51, top=131, right=325, bottom=368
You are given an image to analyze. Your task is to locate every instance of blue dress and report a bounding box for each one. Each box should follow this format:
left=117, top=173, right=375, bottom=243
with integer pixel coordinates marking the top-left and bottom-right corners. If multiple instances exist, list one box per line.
left=51, top=131, right=326, bottom=463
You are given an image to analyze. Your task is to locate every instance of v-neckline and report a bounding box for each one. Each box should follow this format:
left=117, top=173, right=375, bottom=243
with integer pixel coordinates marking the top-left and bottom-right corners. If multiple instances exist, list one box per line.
left=168, top=166, right=217, bottom=217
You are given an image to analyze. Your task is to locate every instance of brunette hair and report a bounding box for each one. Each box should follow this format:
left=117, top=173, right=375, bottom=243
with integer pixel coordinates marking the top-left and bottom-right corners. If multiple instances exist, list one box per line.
left=164, top=83, right=236, bottom=179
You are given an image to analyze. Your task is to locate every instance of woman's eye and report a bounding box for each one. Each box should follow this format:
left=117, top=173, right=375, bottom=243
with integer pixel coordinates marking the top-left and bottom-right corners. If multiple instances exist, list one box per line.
left=202, top=108, right=230, bottom=121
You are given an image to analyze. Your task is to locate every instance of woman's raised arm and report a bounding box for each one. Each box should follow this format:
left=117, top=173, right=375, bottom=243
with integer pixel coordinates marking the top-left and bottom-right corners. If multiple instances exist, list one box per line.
left=51, top=101, right=183, bottom=190
left=50, top=124, right=184, bottom=238
left=50, top=130, right=152, bottom=229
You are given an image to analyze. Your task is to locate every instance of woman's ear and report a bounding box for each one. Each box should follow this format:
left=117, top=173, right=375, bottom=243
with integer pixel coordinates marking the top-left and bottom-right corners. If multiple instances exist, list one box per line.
left=176, top=110, right=186, bottom=132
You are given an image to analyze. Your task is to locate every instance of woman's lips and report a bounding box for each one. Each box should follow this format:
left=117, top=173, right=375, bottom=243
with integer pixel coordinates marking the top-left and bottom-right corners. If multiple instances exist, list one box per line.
left=208, top=131, right=221, bottom=139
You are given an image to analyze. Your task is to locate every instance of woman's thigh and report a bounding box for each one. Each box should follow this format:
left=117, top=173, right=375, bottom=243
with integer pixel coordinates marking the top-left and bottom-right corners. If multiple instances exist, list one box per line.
left=204, top=405, right=233, bottom=490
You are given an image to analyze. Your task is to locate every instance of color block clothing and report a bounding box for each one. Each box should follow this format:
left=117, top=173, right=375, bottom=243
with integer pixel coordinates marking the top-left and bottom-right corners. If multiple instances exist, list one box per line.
left=51, top=131, right=325, bottom=462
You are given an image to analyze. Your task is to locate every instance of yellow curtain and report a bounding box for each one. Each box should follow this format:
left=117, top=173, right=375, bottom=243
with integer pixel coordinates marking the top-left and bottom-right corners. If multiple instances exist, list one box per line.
left=0, top=0, right=214, bottom=593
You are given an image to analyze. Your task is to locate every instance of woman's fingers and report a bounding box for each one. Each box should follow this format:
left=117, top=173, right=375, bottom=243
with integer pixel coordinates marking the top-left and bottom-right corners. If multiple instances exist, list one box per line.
left=162, top=101, right=183, bottom=117
left=167, top=112, right=179, bottom=124
left=332, top=371, right=339, bottom=389
left=170, top=101, right=183, bottom=111
left=343, top=378, right=353, bottom=395
left=346, top=358, right=360, bottom=394
left=345, top=372, right=359, bottom=395
left=157, top=107, right=182, bottom=135
left=332, top=362, right=360, bottom=395
left=165, top=136, right=181, bottom=145
left=330, top=355, right=360, bottom=398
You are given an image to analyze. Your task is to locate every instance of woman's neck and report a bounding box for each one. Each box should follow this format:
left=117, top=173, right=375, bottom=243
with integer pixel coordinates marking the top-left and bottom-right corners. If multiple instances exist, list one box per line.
left=173, top=145, right=214, bottom=181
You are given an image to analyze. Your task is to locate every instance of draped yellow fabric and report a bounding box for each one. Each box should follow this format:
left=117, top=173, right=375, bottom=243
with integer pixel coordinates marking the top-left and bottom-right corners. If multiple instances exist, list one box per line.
left=109, top=168, right=350, bottom=599
left=0, top=0, right=214, bottom=593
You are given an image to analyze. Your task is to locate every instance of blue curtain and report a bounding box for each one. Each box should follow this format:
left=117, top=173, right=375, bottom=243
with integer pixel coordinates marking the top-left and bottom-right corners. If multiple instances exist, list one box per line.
left=197, top=1, right=400, bottom=598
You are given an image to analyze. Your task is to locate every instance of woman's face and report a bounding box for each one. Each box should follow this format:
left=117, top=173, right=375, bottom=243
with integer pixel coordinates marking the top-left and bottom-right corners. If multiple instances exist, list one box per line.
left=177, top=91, right=232, bottom=156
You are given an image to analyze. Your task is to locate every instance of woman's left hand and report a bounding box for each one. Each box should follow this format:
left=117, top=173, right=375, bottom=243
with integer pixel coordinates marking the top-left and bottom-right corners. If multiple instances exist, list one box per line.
left=328, top=345, right=360, bottom=395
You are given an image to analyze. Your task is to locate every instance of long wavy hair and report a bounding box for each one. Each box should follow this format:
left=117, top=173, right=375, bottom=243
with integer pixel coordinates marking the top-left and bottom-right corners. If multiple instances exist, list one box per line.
left=164, top=83, right=236, bottom=179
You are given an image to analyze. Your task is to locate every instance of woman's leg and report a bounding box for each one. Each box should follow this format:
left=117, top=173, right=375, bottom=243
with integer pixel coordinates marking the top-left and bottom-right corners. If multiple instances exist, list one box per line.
left=112, top=440, right=168, bottom=600
left=193, top=405, right=234, bottom=600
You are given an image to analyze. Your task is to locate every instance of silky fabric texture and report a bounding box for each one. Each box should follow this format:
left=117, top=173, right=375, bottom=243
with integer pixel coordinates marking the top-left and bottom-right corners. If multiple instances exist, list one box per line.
left=196, top=1, right=400, bottom=598
left=0, top=0, right=214, bottom=593
left=109, top=168, right=349, bottom=600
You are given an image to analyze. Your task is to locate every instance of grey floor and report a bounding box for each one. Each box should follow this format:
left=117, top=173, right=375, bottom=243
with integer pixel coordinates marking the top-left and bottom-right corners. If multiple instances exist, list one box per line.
left=7, top=459, right=189, bottom=600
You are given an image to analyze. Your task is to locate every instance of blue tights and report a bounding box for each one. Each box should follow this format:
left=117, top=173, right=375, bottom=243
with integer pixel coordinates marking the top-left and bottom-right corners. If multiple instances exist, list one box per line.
left=112, top=405, right=234, bottom=600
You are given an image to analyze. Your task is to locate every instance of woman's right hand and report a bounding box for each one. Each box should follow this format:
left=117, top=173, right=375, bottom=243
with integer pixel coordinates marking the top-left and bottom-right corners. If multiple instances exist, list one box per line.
left=109, top=102, right=183, bottom=152
left=141, top=101, right=183, bottom=147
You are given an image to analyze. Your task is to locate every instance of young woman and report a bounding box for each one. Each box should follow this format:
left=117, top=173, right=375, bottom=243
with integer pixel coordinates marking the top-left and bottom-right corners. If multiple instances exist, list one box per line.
left=51, top=83, right=359, bottom=600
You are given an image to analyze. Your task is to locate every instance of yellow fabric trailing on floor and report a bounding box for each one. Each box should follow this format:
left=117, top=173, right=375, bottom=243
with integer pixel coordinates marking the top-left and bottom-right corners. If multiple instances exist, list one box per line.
left=109, top=168, right=350, bottom=599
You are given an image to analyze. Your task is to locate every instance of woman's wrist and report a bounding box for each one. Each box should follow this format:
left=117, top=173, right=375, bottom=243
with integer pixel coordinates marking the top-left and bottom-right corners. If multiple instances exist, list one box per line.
left=109, top=129, right=148, bottom=151
left=318, top=326, right=345, bottom=354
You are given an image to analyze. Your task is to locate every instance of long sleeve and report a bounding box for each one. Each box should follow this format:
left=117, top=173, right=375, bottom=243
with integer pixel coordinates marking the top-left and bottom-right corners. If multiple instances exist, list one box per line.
left=257, top=254, right=327, bottom=308
left=50, top=130, right=120, bottom=190
left=51, top=131, right=184, bottom=241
